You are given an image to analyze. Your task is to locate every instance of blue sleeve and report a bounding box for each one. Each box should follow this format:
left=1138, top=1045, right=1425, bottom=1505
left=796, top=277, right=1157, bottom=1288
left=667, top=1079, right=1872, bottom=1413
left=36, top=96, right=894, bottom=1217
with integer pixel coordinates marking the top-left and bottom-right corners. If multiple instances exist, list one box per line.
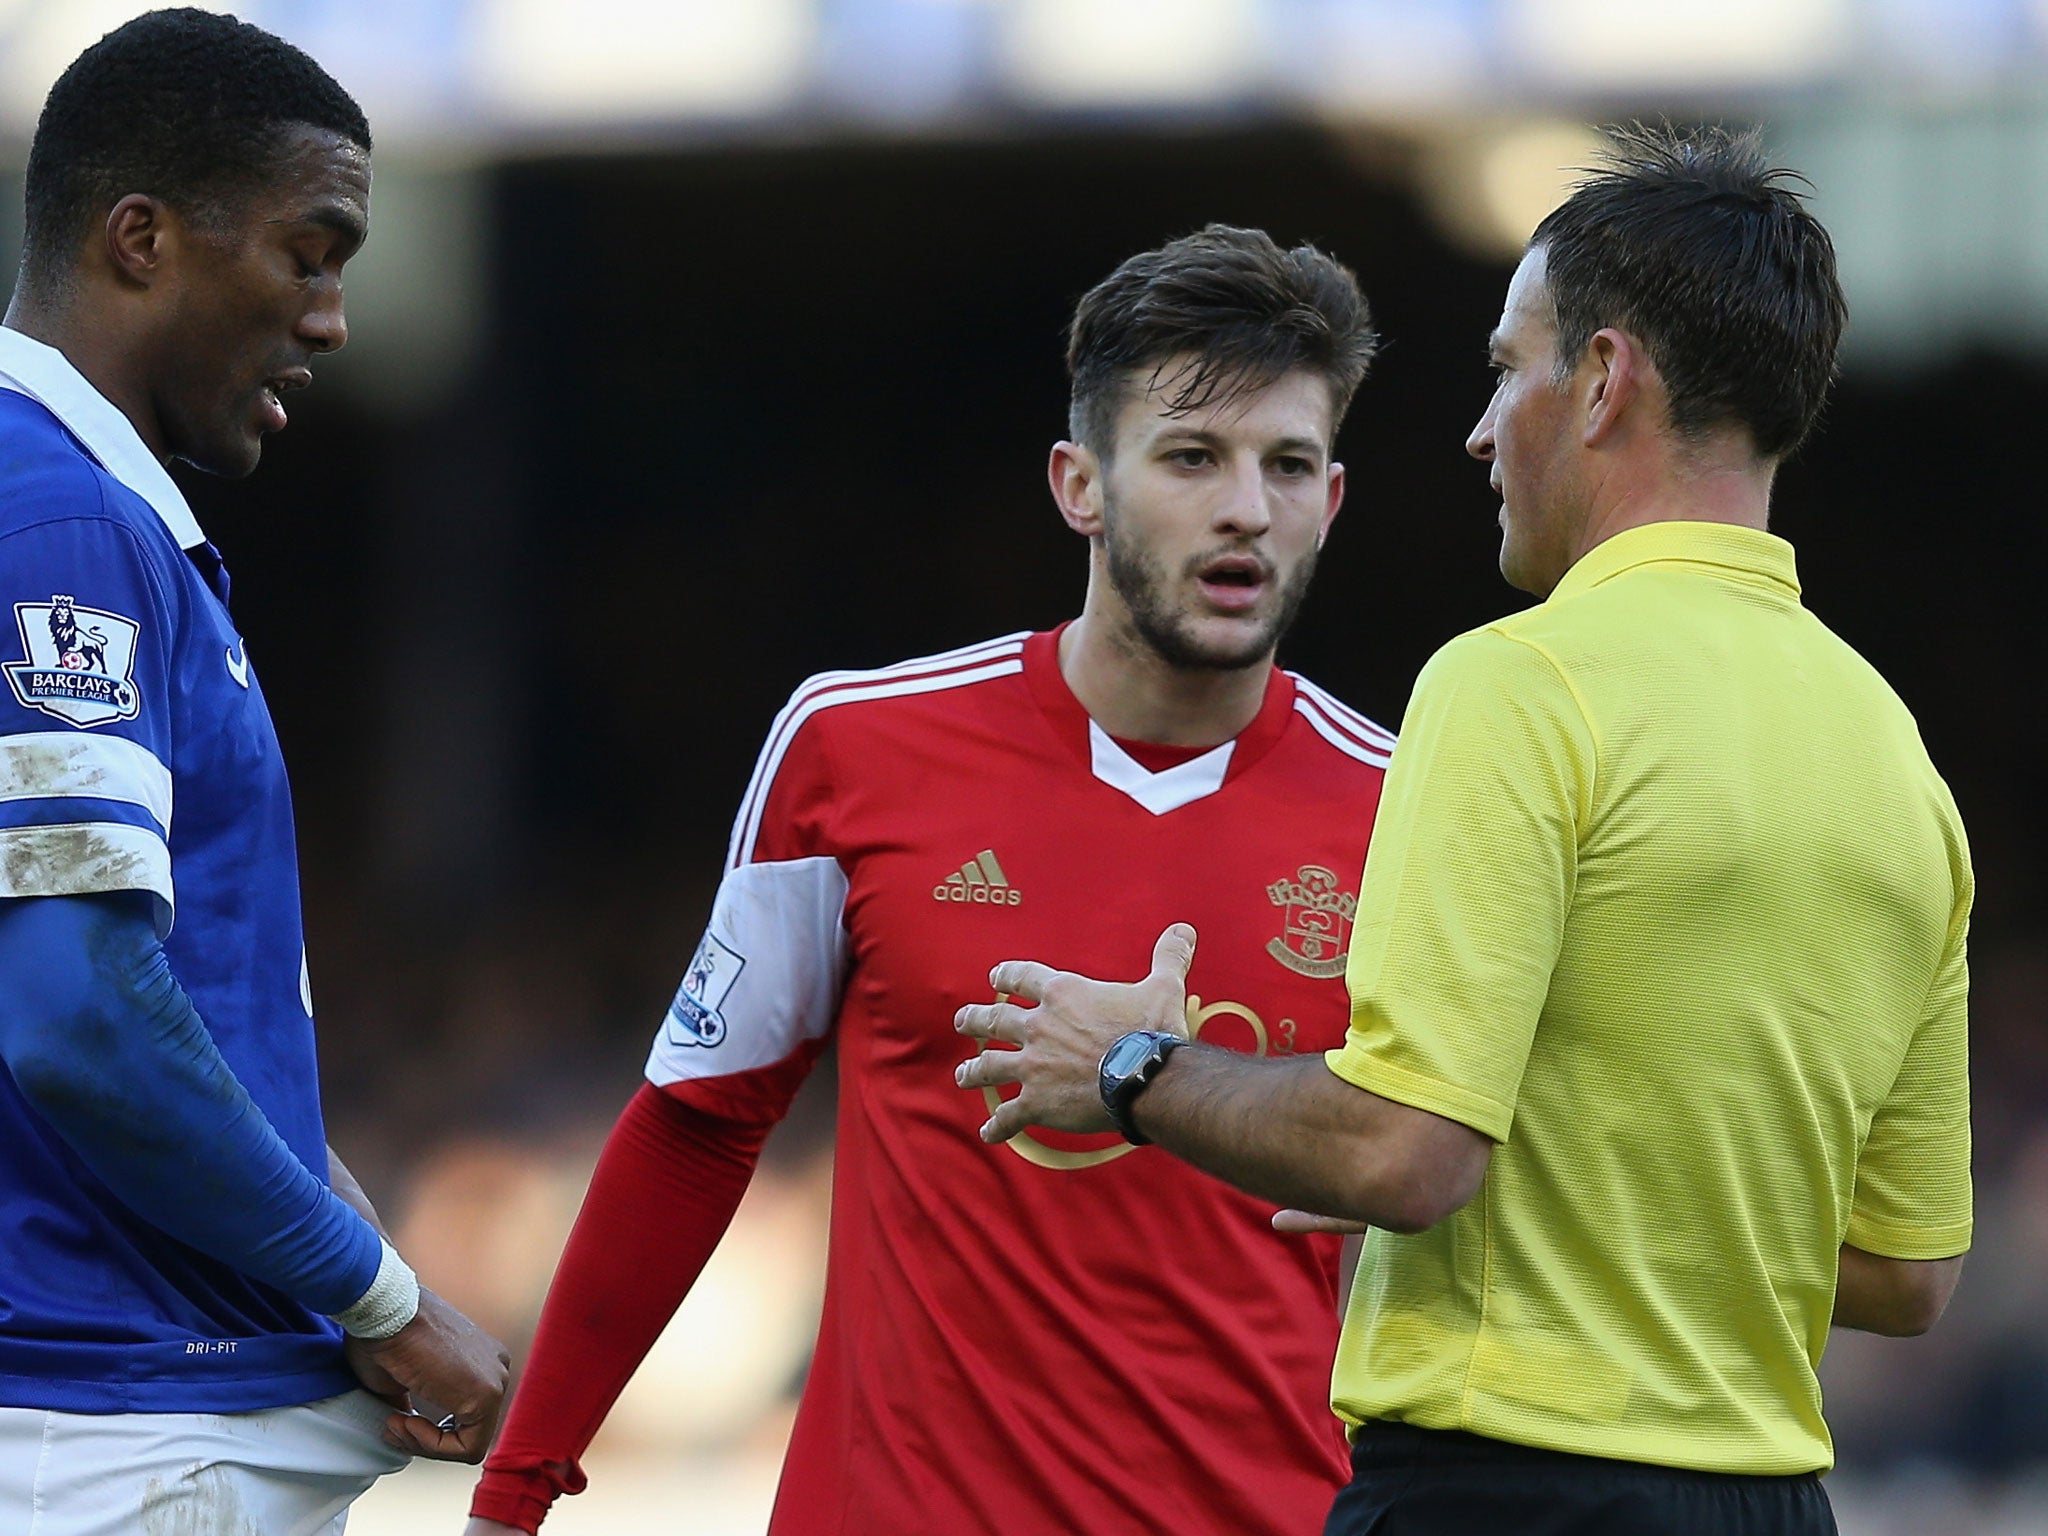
left=0, top=890, right=383, bottom=1316
left=0, top=512, right=176, bottom=927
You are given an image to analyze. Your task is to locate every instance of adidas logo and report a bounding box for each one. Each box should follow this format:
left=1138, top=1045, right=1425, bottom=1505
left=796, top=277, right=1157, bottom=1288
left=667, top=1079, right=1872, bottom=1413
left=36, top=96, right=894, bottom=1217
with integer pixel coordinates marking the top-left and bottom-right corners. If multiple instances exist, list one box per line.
left=933, top=849, right=1022, bottom=906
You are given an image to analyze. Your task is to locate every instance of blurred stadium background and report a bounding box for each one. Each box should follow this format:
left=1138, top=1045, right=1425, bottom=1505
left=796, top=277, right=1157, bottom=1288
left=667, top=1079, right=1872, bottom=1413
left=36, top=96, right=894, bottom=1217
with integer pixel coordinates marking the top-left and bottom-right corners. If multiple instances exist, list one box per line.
left=4, top=1, right=2046, bottom=1530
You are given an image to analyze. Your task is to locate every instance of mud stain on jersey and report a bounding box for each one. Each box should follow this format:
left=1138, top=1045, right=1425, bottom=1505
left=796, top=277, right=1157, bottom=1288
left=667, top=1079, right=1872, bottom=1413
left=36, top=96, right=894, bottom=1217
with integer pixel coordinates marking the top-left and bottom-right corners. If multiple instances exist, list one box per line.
left=0, top=737, right=111, bottom=797
left=0, top=822, right=152, bottom=895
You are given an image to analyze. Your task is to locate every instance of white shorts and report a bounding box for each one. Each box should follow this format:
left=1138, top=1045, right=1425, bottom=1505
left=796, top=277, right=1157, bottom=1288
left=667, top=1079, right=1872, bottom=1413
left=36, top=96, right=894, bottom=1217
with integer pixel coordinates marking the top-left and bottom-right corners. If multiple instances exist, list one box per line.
left=0, top=1389, right=410, bottom=1536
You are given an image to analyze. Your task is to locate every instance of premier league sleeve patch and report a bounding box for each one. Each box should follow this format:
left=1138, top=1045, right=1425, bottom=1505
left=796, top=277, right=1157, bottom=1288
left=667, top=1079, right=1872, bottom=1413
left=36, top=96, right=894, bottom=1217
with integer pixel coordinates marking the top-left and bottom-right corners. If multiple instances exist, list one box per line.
left=5, top=595, right=143, bottom=728
left=666, top=932, right=747, bottom=1048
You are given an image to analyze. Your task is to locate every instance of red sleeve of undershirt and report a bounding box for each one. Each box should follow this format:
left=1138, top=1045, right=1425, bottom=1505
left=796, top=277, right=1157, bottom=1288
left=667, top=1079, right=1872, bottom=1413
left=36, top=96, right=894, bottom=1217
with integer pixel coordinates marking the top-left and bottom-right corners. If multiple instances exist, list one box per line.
left=467, top=1076, right=788, bottom=1531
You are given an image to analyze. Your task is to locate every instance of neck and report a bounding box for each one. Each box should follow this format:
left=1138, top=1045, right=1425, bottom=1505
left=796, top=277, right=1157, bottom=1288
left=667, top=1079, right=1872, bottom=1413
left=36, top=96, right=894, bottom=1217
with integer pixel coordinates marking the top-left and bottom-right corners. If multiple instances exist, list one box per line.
left=1568, top=442, right=1775, bottom=571
left=1057, top=609, right=1271, bottom=748
left=3, top=289, right=169, bottom=462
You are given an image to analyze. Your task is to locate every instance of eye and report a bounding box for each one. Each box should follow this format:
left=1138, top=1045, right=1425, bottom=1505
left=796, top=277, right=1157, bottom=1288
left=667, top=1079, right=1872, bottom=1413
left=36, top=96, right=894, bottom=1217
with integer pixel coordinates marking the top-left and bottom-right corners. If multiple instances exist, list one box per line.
left=292, top=238, right=338, bottom=281
left=1271, top=455, right=1314, bottom=477
left=1165, top=447, right=1212, bottom=469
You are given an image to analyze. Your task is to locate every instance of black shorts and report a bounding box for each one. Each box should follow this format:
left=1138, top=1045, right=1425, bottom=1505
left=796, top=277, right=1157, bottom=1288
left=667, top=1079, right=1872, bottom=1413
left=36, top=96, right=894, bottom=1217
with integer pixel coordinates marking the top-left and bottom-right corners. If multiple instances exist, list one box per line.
left=1324, top=1422, right=1837, bottom=1536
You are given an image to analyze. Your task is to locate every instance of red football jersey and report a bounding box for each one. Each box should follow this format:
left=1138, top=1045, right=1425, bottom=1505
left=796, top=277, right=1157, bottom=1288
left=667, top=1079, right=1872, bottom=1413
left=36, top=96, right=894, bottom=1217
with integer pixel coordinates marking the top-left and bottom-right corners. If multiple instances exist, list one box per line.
left=644, top=628, right=1392, bottom=1535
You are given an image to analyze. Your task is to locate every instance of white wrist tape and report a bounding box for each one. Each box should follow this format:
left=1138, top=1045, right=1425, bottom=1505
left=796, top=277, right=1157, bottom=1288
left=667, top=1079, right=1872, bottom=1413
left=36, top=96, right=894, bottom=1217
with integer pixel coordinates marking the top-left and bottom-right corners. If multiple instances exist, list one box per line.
left=330, top=1239, right=421, bottom=1340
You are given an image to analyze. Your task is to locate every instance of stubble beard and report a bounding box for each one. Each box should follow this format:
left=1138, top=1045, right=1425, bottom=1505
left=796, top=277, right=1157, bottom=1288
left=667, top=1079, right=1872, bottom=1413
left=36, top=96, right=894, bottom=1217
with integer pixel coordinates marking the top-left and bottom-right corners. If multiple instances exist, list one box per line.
left=1101, top=502, right=1320, bottom=674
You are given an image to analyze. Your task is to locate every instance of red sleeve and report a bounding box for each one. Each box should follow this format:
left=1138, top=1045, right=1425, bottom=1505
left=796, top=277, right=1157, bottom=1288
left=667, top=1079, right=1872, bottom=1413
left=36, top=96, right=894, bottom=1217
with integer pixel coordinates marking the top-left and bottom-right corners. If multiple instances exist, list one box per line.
left=467, top=1071, right=801, bottom=1530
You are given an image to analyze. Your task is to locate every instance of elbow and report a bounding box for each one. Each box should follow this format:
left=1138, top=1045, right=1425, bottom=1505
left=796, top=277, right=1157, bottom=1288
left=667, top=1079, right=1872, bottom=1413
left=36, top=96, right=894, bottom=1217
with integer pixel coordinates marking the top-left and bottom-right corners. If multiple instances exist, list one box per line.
left=1341, top=1124, right=1493, bottom=1235
left=1879, top=1280, right=1956, bottom=1338
left=2, top=1012, right=138, bottom=1144
left=1370, top=1202, right=1442, bottom=1239
left=5, top=1029, right=86, bottom=1116
left=1379, top=1162, right=1488, bottom=1235
left=1839, top=1250, right=1965, bottom=1337
left=1864, top=1304, right=1941, bottom=1339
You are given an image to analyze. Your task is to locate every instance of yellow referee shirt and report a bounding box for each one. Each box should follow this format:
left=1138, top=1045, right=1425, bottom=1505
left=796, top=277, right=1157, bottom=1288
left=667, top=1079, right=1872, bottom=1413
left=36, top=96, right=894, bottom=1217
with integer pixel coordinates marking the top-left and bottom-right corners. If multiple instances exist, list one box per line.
left=1327, top=520, right=1972, bottom=1476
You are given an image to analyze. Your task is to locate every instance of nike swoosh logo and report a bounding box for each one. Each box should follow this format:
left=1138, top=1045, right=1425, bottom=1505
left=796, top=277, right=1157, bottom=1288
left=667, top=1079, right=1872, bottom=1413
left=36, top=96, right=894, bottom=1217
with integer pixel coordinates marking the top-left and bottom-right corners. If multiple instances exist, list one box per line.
left=226, top=641, right=249, bottom=688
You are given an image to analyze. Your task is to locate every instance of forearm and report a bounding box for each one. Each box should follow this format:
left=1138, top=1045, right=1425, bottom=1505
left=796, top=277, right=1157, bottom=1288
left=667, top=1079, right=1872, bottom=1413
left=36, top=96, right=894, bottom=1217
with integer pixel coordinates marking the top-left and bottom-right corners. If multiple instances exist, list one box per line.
left=472, top=1082, right=768, bottom=1531
left=0, top=893, right=382, bottom=1316
left=1133, top=1047, right=1485, bottom=1233
left=329, top=1145, right=390, bottom=1239
left=1833, top=1243, right=1964, bottom=1336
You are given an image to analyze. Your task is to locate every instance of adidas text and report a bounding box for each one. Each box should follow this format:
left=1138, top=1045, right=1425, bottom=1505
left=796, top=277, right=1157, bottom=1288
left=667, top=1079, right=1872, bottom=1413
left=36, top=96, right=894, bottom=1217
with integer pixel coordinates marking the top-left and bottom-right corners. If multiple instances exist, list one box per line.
left=933, top=881, right=1023, bottom=906
left=934, top=849, right=1022, bottom=905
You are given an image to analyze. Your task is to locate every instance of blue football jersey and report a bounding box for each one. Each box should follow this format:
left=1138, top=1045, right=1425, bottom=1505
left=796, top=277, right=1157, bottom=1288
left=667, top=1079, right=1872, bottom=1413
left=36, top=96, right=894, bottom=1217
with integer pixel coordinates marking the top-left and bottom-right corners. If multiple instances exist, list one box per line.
left=0, top=329, right=356, bottom=1413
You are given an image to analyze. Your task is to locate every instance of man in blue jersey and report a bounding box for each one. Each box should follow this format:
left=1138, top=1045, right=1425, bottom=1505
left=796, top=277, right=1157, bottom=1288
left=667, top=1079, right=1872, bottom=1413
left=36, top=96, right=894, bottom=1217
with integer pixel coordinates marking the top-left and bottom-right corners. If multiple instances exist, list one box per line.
left=0, top=11, right=507, bottom=1531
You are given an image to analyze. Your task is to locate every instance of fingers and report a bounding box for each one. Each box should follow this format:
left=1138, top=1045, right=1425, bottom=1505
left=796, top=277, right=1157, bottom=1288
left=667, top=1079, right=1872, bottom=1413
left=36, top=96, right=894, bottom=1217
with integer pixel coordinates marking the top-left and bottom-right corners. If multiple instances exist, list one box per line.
left=342, top=1334, right=410, bottom=1408
left=979, top=1095, right=1030, bottom=1144
left=382, top=1407, right=493, bottom=1464
left=1148, top=923, right=1198, bottom=988
left=1271, top=1208, right=1372, bottom=1236
left=954, top=1046, right=1022, bottom=1092
left=987, top=958, right=1058, bottom=1000
left=348, top=1353, right=401, bottom=1396
left=954, top=1000, right=1029, bottom=1045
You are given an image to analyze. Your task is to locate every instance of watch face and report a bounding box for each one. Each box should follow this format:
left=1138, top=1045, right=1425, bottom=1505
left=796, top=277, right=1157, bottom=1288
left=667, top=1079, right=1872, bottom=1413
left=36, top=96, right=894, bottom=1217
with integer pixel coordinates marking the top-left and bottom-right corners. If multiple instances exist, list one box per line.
left=1103, top=1032, right=1157, bottom=1079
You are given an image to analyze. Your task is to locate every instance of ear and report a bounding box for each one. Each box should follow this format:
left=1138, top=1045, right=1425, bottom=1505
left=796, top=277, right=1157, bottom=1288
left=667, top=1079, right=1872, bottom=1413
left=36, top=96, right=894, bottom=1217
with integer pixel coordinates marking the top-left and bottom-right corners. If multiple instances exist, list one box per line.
left=1581, top=327, right=1644, bottom=448
left=1048, top=440, right=1105, bottom=538
left=102, top=194, right=176, bottom=289
left=1317, top=461, right=1345, bottom=550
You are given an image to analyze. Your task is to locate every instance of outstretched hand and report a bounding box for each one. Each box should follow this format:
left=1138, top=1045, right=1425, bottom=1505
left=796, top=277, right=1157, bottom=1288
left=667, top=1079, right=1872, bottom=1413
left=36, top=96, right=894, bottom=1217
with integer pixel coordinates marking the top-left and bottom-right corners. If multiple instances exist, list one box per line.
left=954, top=923, right=1196, bottom=1144
left=347, top=1286, right=510, bottom=1463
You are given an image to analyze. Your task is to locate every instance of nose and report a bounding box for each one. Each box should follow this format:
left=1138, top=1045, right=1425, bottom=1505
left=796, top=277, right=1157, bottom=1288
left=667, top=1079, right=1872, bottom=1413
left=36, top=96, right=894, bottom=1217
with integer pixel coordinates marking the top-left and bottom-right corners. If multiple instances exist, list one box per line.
left=298, top=281, right=348, bottom=354
left=1214, top=458, right=1272, bottom=535
left=1466, top=402, right=1495, bottom=463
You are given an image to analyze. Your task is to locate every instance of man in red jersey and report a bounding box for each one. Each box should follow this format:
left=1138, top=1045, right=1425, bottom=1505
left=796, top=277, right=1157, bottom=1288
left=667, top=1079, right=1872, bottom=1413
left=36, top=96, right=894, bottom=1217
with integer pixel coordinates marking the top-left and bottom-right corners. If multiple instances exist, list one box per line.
left=465, top=223, right=1393, bottom=1536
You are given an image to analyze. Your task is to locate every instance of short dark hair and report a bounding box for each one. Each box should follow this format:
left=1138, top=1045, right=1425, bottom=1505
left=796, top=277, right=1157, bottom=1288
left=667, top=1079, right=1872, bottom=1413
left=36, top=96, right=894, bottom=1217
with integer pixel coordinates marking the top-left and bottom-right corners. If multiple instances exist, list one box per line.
left=1065, top=224, right=1378, bottom=454
left=1530, top=123, right=1846, bottom=460
left=21, top=7, right=369, bottom=284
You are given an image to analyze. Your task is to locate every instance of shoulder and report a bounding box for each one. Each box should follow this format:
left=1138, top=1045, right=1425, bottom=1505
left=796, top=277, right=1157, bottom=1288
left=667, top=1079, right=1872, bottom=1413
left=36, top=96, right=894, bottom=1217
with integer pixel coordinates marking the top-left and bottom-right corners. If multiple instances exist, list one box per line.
left=1399, top=624, right=1596, bottom=777
left=1418, top=618, right=1577, bottom=696
left=1283, top=670, right=1396, bottom=770
left=770, top=631, right=1032, bottom=745
left=725, top=633, right=1031, bottom=865
left=0, top=395, right=152, bottom=548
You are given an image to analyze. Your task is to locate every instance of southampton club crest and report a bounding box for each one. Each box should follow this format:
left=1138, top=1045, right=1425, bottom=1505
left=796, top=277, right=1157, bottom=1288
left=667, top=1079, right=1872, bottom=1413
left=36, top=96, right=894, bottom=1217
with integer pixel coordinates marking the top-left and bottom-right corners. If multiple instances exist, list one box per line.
left=1266, top=864, right=1358, bottom=979
left=5, top=595, right=142, bottom=728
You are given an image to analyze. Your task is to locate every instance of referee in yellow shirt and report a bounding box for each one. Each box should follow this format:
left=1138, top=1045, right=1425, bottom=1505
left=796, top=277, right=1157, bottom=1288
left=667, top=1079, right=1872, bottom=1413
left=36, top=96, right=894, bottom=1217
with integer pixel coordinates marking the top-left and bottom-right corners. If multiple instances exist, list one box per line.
left=957, top=123, right=1969, bottom=1535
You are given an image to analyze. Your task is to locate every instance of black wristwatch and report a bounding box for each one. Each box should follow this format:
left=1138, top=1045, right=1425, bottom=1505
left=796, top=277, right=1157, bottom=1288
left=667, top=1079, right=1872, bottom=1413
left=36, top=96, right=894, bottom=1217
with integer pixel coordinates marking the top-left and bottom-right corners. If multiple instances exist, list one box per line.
left=1098, top=1030, right=1187, bottom=1146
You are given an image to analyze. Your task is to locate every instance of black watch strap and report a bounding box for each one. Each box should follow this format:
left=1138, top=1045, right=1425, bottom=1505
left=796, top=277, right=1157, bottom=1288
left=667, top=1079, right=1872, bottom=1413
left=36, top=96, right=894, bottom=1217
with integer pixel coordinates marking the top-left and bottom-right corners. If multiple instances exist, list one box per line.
left=1099, top=1030, right=1187, bottom=1146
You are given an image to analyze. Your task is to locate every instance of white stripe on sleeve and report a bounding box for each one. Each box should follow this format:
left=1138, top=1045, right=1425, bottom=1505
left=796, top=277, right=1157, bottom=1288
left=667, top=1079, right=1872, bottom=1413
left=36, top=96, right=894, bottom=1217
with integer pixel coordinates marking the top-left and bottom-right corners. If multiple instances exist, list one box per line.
left=1289, top=676, right=1398, bottom=750
left=0, top=732, right=173, bottom=833
left=0, top=821, right=173, bottom=914
left=728, top=653, right=1024, bottom=868
left=1292, top=693, right=1394, bottom=768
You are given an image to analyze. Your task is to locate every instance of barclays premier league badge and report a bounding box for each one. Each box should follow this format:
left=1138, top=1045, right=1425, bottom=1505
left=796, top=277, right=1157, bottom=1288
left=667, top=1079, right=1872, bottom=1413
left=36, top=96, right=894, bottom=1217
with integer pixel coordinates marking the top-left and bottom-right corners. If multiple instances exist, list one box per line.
left=5, top=595, right=143, bottom=728
left=666, top=932, right=746, bottom=1048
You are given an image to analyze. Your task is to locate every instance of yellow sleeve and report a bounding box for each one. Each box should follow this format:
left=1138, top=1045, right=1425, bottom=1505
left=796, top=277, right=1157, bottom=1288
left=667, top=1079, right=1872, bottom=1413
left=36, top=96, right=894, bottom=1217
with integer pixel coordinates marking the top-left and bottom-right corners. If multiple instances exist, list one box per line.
left=1326, top=626, right=1593, bottom=1143
left=1845, top=860, right=1974, bottom=1260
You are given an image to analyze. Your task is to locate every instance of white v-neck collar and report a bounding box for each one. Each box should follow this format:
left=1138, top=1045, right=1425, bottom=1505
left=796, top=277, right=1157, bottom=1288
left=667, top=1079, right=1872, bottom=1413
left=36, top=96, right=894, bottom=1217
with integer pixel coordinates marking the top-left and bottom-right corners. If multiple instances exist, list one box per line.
left=0, top=325, right=207, bottom=550
left=1087, top=721, right=1235, bottom=816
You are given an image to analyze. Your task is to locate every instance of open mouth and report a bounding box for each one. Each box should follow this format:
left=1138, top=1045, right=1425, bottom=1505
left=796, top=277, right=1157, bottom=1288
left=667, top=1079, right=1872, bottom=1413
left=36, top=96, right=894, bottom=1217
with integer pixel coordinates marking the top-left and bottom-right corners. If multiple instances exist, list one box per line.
left=1195, top=554, right=1270, bottom=611
left=258, top=369, right=313, bottom=433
